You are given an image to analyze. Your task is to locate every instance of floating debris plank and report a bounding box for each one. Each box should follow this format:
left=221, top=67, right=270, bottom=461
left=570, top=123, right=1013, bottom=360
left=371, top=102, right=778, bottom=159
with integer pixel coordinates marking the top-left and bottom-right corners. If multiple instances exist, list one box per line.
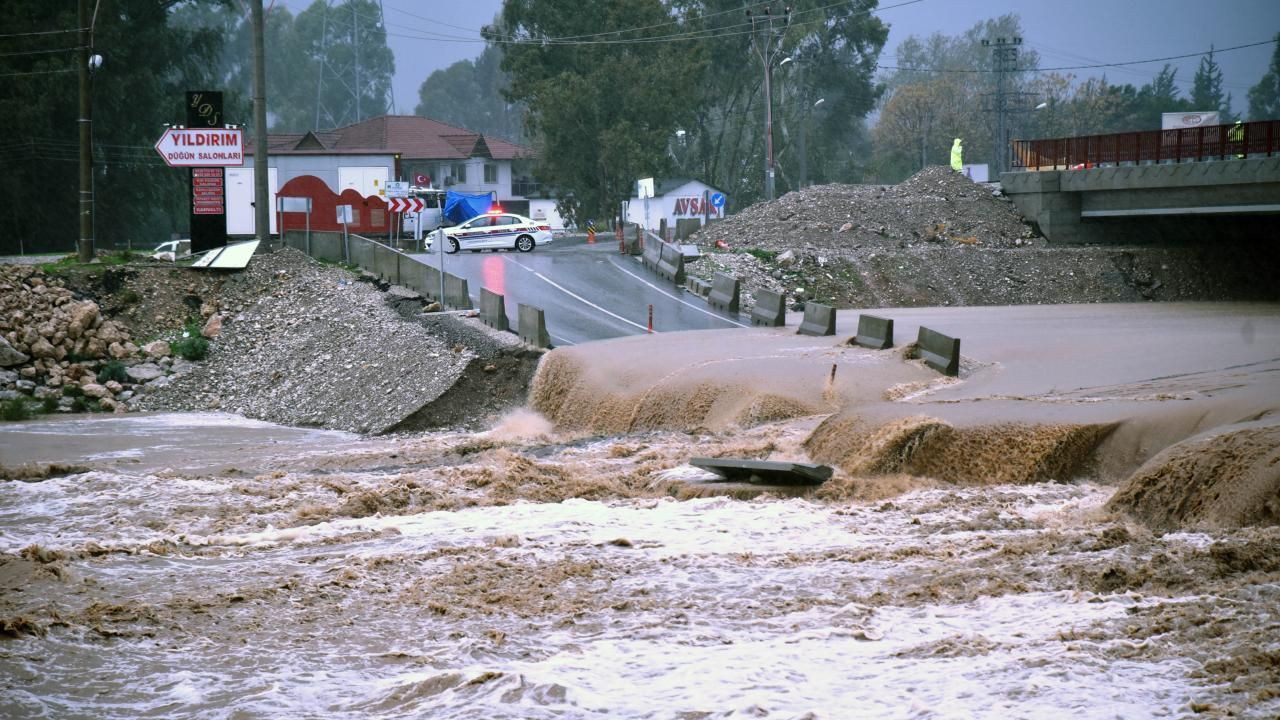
left=191, top=240, right=260, bottom=270
left=689, top=457, right=832, bottom=486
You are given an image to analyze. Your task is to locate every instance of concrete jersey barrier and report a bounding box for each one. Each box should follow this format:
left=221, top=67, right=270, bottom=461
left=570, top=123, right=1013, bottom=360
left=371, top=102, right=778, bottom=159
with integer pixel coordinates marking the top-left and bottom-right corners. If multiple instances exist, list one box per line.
left=707, top=273, right=740, bottom=313
left=518, top=303, right=551, bottom=348
left=642, top=233, right=662, bottom=270
left=443, top=272, right=473, bottom=310
left=657, top=242, right=686, bottom=284
left=798, top=302, right=836, bottom=336
left=480, top=288, right=509, bottom=332
left=751, top=289, right=786, bottom=327
left=917, top=326, right=961, bottom=376
left=854, top=314, right=894, bottom=349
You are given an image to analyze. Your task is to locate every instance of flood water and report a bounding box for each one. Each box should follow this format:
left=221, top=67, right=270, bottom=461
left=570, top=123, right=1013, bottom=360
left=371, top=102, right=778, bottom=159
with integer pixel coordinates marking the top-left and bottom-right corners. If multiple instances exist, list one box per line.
left=2, top=412, right=1277, bottom=719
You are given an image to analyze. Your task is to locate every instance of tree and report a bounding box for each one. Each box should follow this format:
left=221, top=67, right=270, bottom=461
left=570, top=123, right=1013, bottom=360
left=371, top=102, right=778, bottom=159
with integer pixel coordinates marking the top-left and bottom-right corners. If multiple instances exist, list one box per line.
left=0, top=0, right=229, bottom=253
left=1247, top=33, right=1280, bottom=120
left=871, top=14, right=1038, bottom=181
left=175, top=0, right=395, bottom=132
left=415, top=45, right=525, bottom=142
left=1191, top=46, right=1234, bottom=119
left=490, top=0, right=703, bottom=224
left=666, top=0, right=887, bottom=203
left=278, top=0, right=394, bottom=131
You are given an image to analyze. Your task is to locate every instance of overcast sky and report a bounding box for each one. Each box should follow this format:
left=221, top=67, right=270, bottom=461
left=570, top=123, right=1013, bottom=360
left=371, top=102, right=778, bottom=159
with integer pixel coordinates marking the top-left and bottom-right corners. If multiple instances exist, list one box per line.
left=272, top=0, right=1278, bottom=118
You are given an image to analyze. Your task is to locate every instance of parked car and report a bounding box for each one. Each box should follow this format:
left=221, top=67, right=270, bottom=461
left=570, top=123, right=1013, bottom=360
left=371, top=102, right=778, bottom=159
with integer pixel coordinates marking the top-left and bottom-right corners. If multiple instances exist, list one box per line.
left=428, top=212, right=553, bottom=253
left=152, top=239, right=191, bottom=261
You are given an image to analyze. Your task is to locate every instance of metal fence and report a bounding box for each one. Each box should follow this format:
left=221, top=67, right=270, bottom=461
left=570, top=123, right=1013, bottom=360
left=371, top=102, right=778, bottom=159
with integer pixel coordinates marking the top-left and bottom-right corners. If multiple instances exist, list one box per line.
left=1012, top=119, right=1280, bottom=171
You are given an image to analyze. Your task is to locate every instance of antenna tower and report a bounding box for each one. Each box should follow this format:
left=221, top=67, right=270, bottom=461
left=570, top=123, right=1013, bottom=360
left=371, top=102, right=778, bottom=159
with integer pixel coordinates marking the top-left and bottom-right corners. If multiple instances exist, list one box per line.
left=314, top=0, right=395, bottom=129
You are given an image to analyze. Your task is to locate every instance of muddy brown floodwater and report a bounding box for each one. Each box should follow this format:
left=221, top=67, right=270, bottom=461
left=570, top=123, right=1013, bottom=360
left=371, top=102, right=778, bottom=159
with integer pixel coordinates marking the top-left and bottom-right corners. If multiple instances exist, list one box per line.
left=2, top=302, right=1279, bottom=719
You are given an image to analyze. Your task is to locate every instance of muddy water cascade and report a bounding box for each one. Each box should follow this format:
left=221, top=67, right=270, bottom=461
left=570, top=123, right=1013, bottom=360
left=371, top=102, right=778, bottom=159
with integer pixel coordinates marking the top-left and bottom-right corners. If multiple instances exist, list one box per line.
left=2, top=396, right=1278, bottom=720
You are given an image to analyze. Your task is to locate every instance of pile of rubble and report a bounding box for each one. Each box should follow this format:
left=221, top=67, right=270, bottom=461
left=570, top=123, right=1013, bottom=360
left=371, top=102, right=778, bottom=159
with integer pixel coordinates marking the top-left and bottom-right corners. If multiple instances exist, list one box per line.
left=693, top=166, right=1037, bottom=253
left=0, top=265, right=190, bottom=412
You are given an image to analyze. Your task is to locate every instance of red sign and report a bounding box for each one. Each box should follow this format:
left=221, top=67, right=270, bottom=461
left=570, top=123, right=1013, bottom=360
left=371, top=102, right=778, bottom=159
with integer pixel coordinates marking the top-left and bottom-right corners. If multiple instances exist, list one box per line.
left=388, top=197, right=425, bottom=213
left=192, top=166, right=224, bottom=215
left=672, top=196, right=721, bottom=217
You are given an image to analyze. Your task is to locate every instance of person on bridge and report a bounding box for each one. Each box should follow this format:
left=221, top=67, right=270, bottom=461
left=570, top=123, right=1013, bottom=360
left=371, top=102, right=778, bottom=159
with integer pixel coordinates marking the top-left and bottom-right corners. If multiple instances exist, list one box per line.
left=950, top=138, right=964, bottom=172
left=1228, top=120, right=1245, bottom=159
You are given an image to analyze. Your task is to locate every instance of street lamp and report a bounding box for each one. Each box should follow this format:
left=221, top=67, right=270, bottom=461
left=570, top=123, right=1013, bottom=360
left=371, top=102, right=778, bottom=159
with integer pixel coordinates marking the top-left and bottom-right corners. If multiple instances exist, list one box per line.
left=747, top=4, right=790, bottom=202
left=798, top=97, right=825, bottom=188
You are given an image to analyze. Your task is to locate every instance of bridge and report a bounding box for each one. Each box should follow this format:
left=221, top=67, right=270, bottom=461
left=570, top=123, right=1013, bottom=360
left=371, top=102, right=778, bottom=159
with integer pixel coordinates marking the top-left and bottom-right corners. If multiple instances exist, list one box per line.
left=1002, top=119, right=1280, bottom=244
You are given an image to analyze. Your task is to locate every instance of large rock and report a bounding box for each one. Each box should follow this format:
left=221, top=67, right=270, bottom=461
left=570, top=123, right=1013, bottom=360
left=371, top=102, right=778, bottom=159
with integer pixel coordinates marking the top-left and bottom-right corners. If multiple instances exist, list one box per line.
left=125, top=363, right=165, bottom=383
left=97, top=321, right=125, bottom=345
left=0, top=336, right=29, bottom=367
left=202, top=313, right=223, bottom=339
left=81, top=383, right=110, bottom=399
left=29, top=337, right=56, bottom=360
left=67, top=301, right=100, bottom=338
left=143, top=340, right=171, bottom=358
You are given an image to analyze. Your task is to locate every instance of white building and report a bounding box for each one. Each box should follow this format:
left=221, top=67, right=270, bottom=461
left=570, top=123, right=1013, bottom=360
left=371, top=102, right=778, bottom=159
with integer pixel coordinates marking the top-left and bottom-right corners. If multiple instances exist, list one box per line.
left=625, top=178, right=727, bottom=233
left=236, top=115, right=537, bottom=235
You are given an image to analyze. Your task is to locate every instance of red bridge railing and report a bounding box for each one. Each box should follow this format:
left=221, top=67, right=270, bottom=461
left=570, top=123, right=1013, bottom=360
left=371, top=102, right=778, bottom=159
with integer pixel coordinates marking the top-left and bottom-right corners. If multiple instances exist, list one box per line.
left=1012, top=119, right=1279, bottom=171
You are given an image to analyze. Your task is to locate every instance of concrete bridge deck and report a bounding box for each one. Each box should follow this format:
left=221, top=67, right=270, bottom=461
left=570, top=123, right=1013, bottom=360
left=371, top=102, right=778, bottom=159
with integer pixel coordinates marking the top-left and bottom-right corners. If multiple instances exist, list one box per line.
left=1001, top=156, right=1280, bottom=244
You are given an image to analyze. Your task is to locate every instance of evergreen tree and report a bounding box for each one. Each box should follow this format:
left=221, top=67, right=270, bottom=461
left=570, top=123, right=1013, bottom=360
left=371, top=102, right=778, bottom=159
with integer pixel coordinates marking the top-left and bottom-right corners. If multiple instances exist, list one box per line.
left=1246, top=33, right=1280, bottom=120
left=1191, top=46, right=1232, bottom=118
left=415, top=45, right=526, bottom=142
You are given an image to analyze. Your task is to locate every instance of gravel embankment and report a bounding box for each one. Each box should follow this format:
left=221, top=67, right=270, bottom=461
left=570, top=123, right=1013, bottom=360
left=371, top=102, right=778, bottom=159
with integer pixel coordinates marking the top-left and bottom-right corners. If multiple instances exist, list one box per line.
left=132, top=248, right=473, bottom=434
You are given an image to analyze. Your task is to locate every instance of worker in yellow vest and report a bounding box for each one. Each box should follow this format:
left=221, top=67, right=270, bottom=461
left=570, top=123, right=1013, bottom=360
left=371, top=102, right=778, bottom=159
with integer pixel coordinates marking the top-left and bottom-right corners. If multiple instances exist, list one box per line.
left=1228, top=120, right=1245, bottom=159
left=950, top=138, right=963, bottom=172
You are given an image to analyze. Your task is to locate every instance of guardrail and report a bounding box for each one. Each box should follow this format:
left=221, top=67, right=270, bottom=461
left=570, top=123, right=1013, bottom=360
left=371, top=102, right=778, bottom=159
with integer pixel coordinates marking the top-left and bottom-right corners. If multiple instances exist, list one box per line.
left=1012, top=119, right=1279, bottom=171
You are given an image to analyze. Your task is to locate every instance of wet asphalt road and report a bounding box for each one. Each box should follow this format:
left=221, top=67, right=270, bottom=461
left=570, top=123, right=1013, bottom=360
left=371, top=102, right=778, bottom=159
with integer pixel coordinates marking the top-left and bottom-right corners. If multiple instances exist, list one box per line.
left=409, top=236, right=747, bottom=346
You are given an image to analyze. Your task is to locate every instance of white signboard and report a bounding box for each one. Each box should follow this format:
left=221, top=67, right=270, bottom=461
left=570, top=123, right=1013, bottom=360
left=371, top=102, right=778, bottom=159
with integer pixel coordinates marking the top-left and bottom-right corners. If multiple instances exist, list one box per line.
left=1161, top=111, right=1220, bottom=130
left=637, top=177, right=655, bottom=199
left=336, top=205, right=353, bottom=224
left=386, top=181, right=410, bottom=198
left=154, top=127, right=244, bottom=167
left=277, top=197, right=312, bottom=213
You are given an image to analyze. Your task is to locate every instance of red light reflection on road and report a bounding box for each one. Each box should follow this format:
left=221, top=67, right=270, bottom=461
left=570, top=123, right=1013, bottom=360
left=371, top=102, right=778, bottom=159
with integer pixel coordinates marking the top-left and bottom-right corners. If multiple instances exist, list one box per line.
left=482, top=255, right=505, bottom=296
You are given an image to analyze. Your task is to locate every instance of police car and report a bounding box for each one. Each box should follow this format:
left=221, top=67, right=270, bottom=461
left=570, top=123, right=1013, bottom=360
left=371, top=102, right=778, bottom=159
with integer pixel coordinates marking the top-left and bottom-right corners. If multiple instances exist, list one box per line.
left=428, top=210, right=554, bottom=253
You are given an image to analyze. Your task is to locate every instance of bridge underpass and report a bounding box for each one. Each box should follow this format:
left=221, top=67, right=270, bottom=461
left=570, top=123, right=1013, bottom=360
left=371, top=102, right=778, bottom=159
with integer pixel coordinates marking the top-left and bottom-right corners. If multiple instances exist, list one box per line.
left=1002, top=120, right=1280, bottom=244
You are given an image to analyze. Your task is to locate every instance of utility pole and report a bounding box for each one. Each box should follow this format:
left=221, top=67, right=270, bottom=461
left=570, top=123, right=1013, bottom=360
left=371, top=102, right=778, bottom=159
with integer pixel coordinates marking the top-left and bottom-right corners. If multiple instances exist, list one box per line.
left=77, top=0, right=93, bottom=262
left=981, top=36, right=1032, bottom=175
left=251, top=0, right=270, bottom=243
left=747, top=3, right=790, bottom=202
left=352, top=0, right=361, bottom=122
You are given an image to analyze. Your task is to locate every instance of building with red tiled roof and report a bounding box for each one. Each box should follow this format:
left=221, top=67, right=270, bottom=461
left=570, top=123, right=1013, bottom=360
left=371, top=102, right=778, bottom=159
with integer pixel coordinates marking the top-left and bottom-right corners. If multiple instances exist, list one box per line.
left=234, top=115, right=543, bottom=234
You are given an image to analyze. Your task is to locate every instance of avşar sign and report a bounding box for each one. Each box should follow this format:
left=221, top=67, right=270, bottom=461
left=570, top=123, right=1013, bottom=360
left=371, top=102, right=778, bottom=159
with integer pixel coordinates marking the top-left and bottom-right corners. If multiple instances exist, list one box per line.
left=154, top=127, right=245, bottom=167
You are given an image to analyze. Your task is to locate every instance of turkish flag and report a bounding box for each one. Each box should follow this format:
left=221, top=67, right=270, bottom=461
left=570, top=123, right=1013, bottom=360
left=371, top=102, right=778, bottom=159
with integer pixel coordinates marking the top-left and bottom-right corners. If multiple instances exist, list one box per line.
left=415, top=173, right=430, bottom=186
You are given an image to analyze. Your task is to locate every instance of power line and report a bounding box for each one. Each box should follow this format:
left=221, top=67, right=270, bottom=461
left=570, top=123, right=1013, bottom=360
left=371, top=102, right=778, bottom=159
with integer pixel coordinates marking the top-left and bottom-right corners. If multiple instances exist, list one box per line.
left=0, top=67, right=76, bottom=78
left=0, top=45, right=85, bottom=58
left=878, top=37, right=1277, bottom=75
left=376, top=0, right=924, bottom=47
left=0, top=27, right=86, bottom=39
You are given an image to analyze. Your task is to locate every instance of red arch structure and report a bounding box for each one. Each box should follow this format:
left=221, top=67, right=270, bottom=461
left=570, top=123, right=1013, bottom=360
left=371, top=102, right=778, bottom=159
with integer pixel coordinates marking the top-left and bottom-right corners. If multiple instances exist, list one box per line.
left=276, top=174, right=391, bottom=234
